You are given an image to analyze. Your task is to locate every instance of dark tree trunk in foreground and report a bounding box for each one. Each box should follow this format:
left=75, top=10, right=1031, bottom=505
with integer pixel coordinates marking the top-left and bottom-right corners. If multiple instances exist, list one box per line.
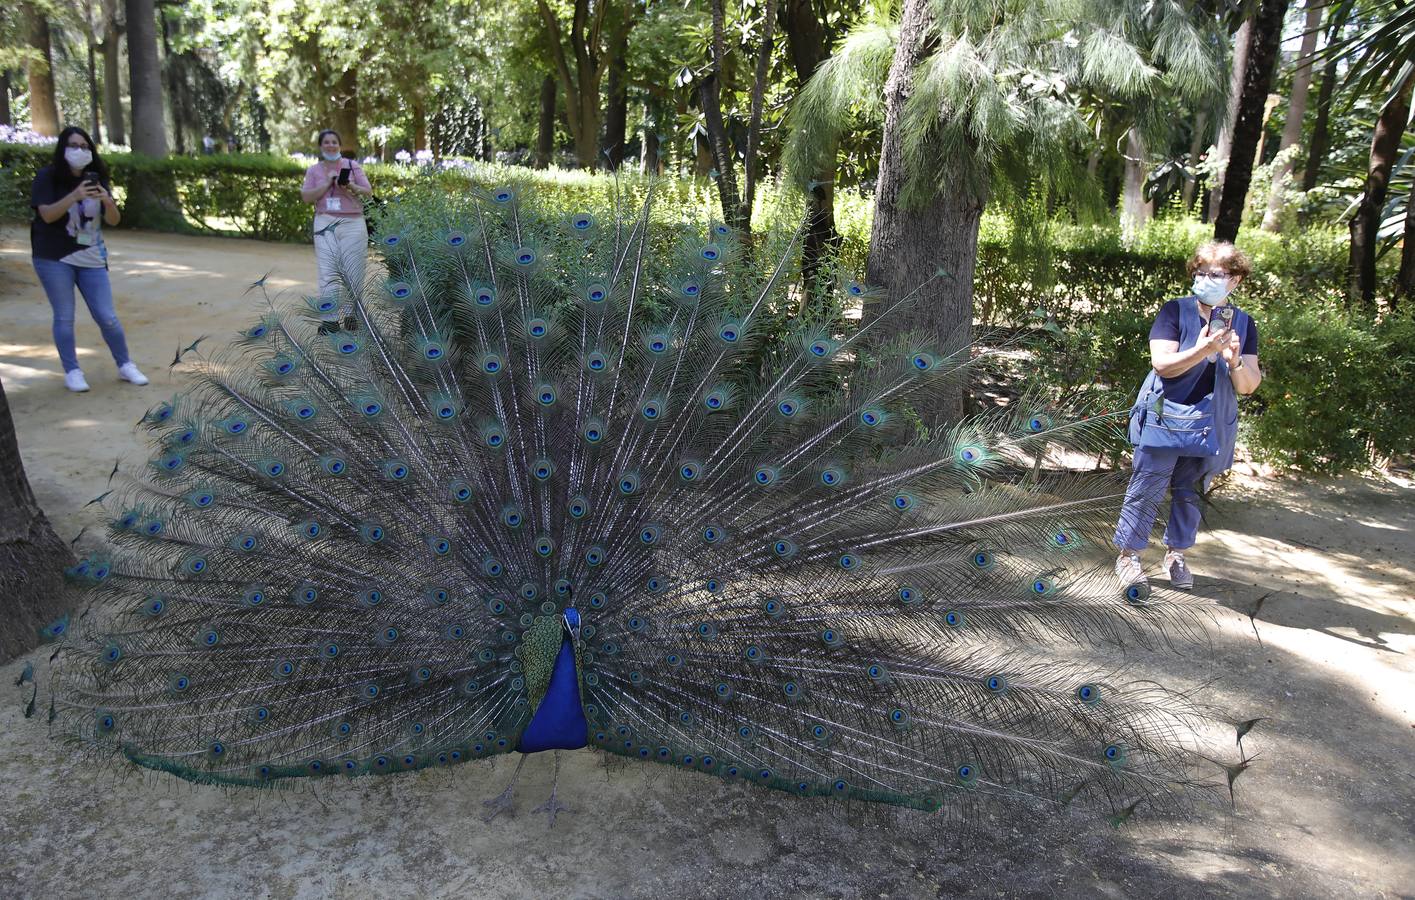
left=1261, top=0, right=1322, bottom=231
left=535, top=75, right=556, bottom=169
left=781, top=0, right=840, bottom=307
left=1214, top=0, right=1289, bottom=243
left=0, top=379, right=74, bottom=664
left=1349, top=73, right=1415, bottom=306
left=701, top=0, right=746, bottom=230
left=87, top=41, right=103, bottom=142
left=864, top=0, right=980, bottom=428
left=739, top=0, right=777, bottom=228
left=25, top=5, right=60, bottom=136
left=126, top=0, right=166, bottom=156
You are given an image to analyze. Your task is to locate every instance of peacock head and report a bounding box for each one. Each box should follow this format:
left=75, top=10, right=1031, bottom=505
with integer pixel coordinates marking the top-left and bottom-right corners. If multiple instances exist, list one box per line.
left=563, top=607, right=582, bottom=643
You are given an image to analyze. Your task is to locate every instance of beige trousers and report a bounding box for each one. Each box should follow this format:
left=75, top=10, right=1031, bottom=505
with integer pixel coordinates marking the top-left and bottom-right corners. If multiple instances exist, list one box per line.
left=312, top=213, right=368, bottom=316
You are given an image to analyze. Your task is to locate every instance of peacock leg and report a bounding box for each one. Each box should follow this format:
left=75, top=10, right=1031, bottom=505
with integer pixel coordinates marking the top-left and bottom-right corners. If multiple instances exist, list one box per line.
left=531, top=750, right=572, bottom=827
left=482, top=753, right=529, bottom=822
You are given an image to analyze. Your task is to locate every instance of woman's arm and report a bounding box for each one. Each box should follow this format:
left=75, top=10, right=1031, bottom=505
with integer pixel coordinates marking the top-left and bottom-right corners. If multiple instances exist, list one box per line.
left=98, top=183, right=120, bottom=226
left=300, top=167, right=334, bottom=204
left=347, top=164, right=373, bottom=197
left=1149, top=326, right=1228, bottom=378
left=1220, top=331, right=1262, bottom=394
left=37, top=184, right=86, bottom=224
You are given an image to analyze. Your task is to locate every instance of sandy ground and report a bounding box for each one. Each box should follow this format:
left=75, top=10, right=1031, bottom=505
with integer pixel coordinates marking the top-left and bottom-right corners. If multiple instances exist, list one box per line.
left=0, top=226, right=1412, bottom=900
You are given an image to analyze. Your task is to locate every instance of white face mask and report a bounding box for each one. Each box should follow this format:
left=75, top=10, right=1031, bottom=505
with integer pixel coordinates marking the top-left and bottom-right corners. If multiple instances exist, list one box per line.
left=321, top=151, right=341, bottom=162
left=64, top=147, right=93, bottom=169
left=1192, top=274, right=1233, bottom=305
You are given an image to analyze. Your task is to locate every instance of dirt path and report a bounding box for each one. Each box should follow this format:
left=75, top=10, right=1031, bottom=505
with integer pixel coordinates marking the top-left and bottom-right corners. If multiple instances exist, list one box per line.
left=1, top=227, right=1412, bottom=899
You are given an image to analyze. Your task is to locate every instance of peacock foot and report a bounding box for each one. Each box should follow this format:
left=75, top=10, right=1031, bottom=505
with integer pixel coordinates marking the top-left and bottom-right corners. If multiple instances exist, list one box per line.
left=481, top=785, right=517, bottom=823
left=532, top=790, right=571, bottom=828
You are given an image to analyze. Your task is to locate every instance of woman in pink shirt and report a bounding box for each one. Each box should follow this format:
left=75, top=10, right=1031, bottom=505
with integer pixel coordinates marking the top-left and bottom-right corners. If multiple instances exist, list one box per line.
left=300, top=129, right=373, bottom=333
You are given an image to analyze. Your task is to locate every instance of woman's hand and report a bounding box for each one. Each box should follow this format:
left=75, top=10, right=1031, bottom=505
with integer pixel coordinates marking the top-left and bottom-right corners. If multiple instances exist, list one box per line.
left=1200, top=323, right=1230, bottom=352
left=1219, top=329, right=1242, bottom=366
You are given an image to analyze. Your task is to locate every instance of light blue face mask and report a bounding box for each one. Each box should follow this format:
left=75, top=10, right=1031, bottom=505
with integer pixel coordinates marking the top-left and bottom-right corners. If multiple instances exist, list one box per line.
left=1192, top=275, right=1233, bottom=305
left=321, top=151, right=341, bottom=162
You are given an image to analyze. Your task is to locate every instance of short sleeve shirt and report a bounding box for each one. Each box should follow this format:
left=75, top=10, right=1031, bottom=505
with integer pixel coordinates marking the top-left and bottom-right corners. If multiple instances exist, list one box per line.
left=303, top=160, right=370, bottom=217
left=1149, top=298, right=1259, bottom=404
left=31, top=166, right=109, bottom=268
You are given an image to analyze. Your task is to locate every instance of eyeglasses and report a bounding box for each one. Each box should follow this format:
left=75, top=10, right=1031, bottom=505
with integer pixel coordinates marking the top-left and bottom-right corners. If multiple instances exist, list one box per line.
left=65, top=140, right=92, bottom=150
left=1195, top=270, right=1230, bottom=278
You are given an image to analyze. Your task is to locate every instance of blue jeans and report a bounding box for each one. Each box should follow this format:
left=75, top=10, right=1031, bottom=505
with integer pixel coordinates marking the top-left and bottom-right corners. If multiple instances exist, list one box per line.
left=32, top=257, right=130, bottom=373
left=1112, top=447, right=1208, bottom=552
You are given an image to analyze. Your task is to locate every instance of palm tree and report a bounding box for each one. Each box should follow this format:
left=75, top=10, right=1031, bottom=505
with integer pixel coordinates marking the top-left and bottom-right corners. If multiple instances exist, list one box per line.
left=1333, top=0, right=1415, bottom=304
left=788, top=0, right=1225, bottom=424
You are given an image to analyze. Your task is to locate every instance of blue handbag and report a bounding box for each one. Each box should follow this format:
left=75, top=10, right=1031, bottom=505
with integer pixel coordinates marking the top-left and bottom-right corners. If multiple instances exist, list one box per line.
left=1128, top=377, right=1221, bottom=457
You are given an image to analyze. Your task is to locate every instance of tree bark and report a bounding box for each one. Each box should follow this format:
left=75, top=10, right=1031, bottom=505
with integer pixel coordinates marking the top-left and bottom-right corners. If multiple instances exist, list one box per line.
left=780, top=0, right=839, bottom=304
left=330, top=68, right=359, bottom=156
left=1182, top=112, right=1207, bottom=211
left=1214, top=0, right=1288, bottom=243
left=535, top=75, right=556, bottom=169
left=1301, top=51, right=1337, bottom=193
left=535, top=0, right=617, bottom=170
left=0, top=71, right=11, bottom=126
left=412, top=100, right=427, bottom=151
left=640, top=100, right=661, bottom=175
left=158, top=7, right=183, bottom=155
left=603, top=27, right=628, bottom=169
left=864, top=0, right=978, bottom=428
left=87, top=41, right=103, bottom=142
left=25, top=5, right=61, bottom=137
left=739, top=0, right=778, bottom=228
left=0, top=378, right=75, bottom=664
left=125, top=0, right=166, bottom=156
left=1262, top=0, right=1322, bottom=231
left=1120, top=127, right=1151, bottom=239
left=101, top=3, right=126, bottom=147
left=701, top=0, right=746, bottom=230
left=1397, top=176, right=1415, bottom=304
left=1349, top=73, right=1415, bottom=306
left=1208, top=20, right=1251, bottom=222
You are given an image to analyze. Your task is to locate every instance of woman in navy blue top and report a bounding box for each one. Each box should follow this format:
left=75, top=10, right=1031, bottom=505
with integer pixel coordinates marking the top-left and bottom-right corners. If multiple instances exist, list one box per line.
left=1113, top=241, right=1264, bottom=590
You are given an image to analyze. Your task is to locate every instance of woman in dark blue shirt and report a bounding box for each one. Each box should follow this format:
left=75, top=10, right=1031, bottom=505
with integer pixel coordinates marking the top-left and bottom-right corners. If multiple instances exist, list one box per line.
left=1114, top=241, right=1263, bottom=590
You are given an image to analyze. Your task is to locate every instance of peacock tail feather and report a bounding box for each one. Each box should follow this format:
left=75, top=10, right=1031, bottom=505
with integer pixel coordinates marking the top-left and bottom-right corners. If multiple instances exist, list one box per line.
left=45, top=185, right=1234, bottom=818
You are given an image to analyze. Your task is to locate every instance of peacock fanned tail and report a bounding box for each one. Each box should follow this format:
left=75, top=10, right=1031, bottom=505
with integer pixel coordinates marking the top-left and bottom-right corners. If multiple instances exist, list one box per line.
left=46, top=185, right=1235, bottom=819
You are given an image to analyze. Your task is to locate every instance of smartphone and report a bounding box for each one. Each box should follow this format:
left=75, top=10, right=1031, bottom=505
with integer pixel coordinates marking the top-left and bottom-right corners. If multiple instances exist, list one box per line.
left=1209, top=305, right=1234, bottom=334
left=82, top=171, right=99, bottom=186
left=338, top=167, right=351, bottom=186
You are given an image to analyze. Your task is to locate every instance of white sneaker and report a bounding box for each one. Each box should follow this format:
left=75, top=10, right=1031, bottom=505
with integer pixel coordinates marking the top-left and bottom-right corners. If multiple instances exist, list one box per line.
left=1114, top=551, right=1147, bottom=587
left=1164, top=550, right=1194, bottom=590
left=117, top=362, right=150, bottom=386
left=64, top=369, right=90, bottom=392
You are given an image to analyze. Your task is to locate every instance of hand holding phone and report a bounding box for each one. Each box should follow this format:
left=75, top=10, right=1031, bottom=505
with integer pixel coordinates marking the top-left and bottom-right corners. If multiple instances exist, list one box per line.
left=338, top=166, right=351, bottom=186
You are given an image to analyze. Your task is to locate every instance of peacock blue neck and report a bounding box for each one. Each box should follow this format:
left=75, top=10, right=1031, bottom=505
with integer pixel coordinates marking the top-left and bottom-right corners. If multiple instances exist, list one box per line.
left=516, top=614, right=589, bottom=753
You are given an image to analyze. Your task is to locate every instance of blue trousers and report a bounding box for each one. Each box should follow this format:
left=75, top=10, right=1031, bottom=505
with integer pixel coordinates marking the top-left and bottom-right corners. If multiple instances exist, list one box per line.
left=32, top=257, right=130, bottom=373
left=1113, top=447, right=1208, bottom=552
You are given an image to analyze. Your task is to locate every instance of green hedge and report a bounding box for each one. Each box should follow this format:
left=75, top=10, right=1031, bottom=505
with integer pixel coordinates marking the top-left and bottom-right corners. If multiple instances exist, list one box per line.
left=3, top=143, right=1409, bottom=472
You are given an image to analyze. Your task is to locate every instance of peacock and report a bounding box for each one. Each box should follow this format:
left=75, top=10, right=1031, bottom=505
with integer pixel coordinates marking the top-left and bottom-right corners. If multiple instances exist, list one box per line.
left=35, top=185, right=1243, bottom=825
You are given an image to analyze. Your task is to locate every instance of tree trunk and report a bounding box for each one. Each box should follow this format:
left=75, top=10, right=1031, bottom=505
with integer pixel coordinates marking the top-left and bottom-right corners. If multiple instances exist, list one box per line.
left=603, top=29, right=628, bottom=169
left=126, top=0, right=166, bottom=156
left=1120, top=127, right=1151, bottom=239
left=0, top=378, right=75, bottom=664
left=1214, top=0, right=1289, bottom=243
left=1301, top=52, right=1337, bottom=193
left=701, top=0, right=746, bottom=230
left=1262, top=0, right=1322, bottom=231
left=412, top=100, right=426, bottom=151
left=864, top=0, right=979, bottom=428
left=780, top=0, right=840, bottom=304
left=1182, top=112, right=1208, bottom=211
left=158, top=7, right=183, bottom=155
left=330, top=68, right=359, bottom=156
left=0, top=71, right=11, bottom=126
left=101, top=7, right=126, bottom=147
left=535, top=75, right=556, bottom=169
left=25, top=5, right=61, bottom=137
left=1397, top=176, right=1415, bottom=304
left=1349, top=73, right=1415, bottom=306
left=739, top=0, right=778, bottom=229
left=1208, top=20, right=1251, bottom=222
left=87, top=41, right=103, bottom=142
